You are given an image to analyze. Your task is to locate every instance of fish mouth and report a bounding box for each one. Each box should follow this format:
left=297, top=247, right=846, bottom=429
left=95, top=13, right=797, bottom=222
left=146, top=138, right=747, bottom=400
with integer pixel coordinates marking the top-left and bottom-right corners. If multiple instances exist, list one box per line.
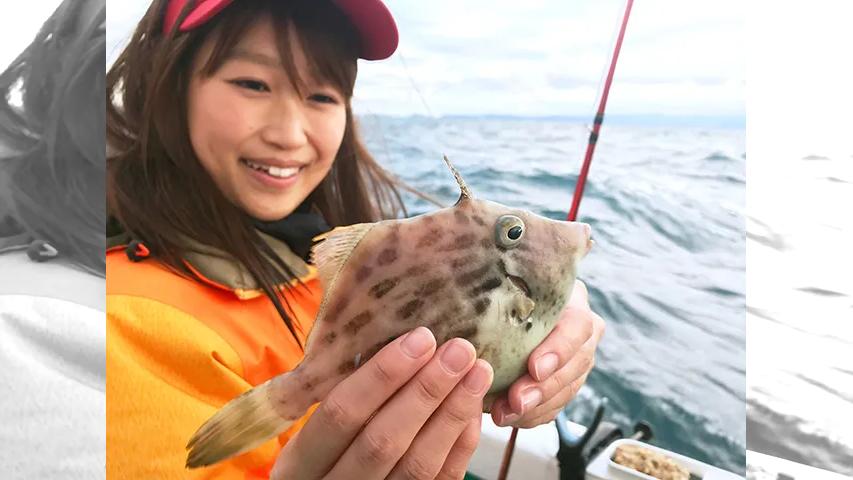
left=507, top=274, right=531, bottom=298
left=498, top=261, right=532, bottom=298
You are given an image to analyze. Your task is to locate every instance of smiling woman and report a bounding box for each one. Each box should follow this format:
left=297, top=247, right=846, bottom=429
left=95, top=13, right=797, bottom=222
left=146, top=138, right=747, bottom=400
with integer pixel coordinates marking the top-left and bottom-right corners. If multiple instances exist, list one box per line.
left=0, top=0, right=106, bottom=478
left=104, top=2, right=607, bottom=479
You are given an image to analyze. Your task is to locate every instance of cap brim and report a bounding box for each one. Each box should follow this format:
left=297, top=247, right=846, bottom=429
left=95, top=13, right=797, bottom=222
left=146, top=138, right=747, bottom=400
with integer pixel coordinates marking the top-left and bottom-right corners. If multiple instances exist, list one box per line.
left=177, top=0, right=234, bottom=32
left=333, top=0, right=399, bottom=60
left=168, top=0, right=398, bottom=61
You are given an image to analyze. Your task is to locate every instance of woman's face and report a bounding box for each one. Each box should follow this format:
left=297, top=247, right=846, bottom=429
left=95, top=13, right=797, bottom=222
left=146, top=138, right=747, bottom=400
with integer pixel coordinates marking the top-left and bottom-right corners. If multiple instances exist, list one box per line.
left=186, top=16, right=347, bottom=221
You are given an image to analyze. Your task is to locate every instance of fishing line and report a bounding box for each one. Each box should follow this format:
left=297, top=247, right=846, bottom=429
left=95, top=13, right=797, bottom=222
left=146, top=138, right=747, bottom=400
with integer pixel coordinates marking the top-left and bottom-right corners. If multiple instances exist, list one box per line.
left=586, top=0, right=631, bottom=131
left=398, top=51, right=435, bottom=118
left=350, top=51, right=445, bottom=212
left=387, top=51, right=450, bottom=208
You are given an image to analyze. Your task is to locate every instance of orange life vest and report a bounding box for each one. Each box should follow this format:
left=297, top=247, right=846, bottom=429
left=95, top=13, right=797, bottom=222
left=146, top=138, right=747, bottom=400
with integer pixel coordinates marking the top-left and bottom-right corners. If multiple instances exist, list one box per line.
left=106, top=232, right=323, bottom=479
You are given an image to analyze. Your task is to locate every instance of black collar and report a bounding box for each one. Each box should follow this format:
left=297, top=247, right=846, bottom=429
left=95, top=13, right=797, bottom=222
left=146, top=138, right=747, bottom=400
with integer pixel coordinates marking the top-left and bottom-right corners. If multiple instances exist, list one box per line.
left=253, top=203, right=331, bottom=262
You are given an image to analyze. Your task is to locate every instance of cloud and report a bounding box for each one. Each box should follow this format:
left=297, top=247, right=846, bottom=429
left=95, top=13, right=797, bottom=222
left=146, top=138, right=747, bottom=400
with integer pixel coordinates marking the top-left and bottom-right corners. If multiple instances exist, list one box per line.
left=546, top=74, right=596, bottom=90
left=365, top=0, right=744, bottom=116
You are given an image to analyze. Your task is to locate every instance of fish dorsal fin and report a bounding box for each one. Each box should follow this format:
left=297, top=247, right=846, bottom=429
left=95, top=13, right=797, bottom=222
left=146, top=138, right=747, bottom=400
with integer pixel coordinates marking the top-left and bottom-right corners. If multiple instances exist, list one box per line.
left=442, top=154, right=473, bottom=203
left=310, top=223, right=375, bottom=289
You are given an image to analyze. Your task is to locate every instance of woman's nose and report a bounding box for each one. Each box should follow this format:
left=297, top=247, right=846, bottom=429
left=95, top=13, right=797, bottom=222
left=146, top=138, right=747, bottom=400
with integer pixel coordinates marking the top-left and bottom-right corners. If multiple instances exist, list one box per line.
left=260, top=98, right=308, bottom=149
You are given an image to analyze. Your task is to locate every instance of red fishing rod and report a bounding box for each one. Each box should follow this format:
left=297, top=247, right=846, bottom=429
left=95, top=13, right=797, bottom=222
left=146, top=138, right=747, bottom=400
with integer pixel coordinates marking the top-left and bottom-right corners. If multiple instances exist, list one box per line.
left=497, top=0, right=633, bottom=478
left=568, top=0, right=634, bottom=223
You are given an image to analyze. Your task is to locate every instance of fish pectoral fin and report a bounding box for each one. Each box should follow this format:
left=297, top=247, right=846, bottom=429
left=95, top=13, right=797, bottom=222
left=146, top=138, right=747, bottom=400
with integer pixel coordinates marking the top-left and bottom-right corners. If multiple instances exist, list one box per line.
left=311, top=223, right=375, bottom=289
left=513, top=294, right=536, bottom=322
left=503, top=275, right=535, bottom=323
left=502, top=289, right=535, bottom=326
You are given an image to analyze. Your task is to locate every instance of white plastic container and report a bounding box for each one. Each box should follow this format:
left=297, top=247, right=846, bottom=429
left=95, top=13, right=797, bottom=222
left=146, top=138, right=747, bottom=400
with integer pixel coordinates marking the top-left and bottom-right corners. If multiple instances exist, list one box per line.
left=586, top=438, right=743, bottom=480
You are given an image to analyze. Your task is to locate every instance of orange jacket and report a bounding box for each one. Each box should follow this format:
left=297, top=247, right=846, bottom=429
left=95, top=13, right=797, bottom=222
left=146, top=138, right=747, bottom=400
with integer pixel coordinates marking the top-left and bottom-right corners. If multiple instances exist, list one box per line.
left=106, top=232, right=323, bottom=479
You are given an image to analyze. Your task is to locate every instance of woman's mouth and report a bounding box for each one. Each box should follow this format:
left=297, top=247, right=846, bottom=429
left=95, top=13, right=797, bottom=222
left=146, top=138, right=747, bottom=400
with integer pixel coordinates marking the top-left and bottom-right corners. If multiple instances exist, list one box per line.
left=240, top=158, right=304, bottom=190
left=241, top=158, right=301, bottom=179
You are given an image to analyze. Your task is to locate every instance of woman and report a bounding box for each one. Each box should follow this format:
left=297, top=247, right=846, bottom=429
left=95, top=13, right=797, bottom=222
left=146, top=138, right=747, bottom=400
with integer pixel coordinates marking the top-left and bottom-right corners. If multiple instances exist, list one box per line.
left=0, top=0, right=105, bottom=478
left=106, top=0, right=604, bottom=478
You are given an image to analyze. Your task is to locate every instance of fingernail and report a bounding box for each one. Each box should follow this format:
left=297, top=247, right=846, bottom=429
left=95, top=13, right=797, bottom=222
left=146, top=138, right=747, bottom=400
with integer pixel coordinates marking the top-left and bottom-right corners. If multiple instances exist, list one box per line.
left=534, top=353, right=558, bottom=380
left=520, top=388, right=542, bottom=414
left=441, top=340, right=474, bottom=373
left=401, top=327, right=434, bottom=358
left=463, top=362, right=492, bottom=395
left=499, top=412, right=520, bottom=426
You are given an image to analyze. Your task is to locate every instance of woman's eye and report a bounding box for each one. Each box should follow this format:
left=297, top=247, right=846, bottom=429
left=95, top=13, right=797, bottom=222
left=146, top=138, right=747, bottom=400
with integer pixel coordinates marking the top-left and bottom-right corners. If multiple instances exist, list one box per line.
left=231, top=79, right=270, bottom=93
left=308, top=93, right=338, bottom=104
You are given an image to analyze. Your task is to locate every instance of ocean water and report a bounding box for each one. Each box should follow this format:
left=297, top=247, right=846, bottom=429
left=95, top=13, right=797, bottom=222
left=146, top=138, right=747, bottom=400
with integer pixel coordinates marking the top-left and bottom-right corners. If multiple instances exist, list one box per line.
left=360, top=115, right=747, bottom=474
left=746, top=153, right=853, bottom=476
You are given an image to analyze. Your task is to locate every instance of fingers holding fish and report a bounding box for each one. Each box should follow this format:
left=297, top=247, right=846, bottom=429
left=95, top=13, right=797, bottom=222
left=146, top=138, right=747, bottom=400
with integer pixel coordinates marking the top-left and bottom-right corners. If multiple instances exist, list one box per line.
left=490, top=394, right=522, bottom=427
left=490, top=367, right=589, bottom=428
left=511, top=312, right=602, bottom=428
left=270, top=327, right=437, bottom=480
left=502, top=297, right=593, bottom=424
left=491, top=295, right=604, bottom=427
left=529, top=310, right=601, bottom=407
left=387, top=359, right=493, bottom=479
left=499, top=371, right=591, bottom=429
left=527, top=279, right=596, bottom=383
left=436, top=415, right=483, bottom=480
left=324, top=338, right=479, bottom=478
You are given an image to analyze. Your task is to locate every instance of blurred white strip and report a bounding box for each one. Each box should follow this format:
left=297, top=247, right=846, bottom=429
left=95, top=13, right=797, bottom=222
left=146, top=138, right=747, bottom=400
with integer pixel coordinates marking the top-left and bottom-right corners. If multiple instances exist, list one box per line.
left=0, top=295, right=105, bottom=479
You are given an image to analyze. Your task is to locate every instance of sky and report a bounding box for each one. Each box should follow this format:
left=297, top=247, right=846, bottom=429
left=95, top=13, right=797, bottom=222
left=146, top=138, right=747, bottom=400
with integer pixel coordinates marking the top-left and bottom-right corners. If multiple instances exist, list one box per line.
left=92, top=0, right=745, bottom=118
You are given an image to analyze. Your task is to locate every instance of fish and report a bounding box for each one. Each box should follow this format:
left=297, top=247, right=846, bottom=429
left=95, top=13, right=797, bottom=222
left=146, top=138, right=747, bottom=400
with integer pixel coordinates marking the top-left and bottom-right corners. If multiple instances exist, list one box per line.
left=185, top=156, right=593, bottom=468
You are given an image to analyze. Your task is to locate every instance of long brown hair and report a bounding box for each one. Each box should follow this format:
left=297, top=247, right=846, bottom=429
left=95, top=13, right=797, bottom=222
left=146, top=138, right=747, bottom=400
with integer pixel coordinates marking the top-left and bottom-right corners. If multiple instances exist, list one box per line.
left=107, top=0, right=406, bottom=342
left=0, top=0, right=105, bottom=276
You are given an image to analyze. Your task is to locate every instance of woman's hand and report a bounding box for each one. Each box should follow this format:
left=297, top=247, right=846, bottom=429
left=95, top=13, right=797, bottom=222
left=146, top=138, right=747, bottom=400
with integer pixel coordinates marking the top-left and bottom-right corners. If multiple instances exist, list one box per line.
left=271, top=327, right=494, bottom=480
left=490, top=279, right=605, bottom=428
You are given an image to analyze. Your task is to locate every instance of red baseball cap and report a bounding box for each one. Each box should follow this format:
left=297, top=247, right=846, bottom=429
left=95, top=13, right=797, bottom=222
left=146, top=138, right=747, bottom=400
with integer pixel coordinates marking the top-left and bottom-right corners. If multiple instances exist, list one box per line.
left=163, top=0, right=398, bottom=60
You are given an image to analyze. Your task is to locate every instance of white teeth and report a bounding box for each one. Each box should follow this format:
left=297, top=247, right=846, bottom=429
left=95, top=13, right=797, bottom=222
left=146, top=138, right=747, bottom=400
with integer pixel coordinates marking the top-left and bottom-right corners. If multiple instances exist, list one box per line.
left=268, top=166, right=299, bottom=178
left=244, top=159, right=300, bottom=178
left=245, top=160, right=267, bottom=171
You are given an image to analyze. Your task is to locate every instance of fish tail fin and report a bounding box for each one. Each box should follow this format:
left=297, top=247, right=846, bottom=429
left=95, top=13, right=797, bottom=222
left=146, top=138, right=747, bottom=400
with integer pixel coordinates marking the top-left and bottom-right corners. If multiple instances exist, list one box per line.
left=185, top=375, right=301, bottom=469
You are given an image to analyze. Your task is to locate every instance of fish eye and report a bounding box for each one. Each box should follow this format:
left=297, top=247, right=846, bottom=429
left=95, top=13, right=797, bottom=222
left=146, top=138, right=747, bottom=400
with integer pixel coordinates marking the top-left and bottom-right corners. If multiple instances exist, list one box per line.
left=495, top=215, right=525, bottom=248
left=508, top=226, right=522, bottom=240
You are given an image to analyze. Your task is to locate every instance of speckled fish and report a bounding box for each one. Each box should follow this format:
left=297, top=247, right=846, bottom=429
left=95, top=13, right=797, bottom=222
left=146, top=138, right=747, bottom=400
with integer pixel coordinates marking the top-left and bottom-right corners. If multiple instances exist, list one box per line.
left=186, top=156, right=593, bottom=468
